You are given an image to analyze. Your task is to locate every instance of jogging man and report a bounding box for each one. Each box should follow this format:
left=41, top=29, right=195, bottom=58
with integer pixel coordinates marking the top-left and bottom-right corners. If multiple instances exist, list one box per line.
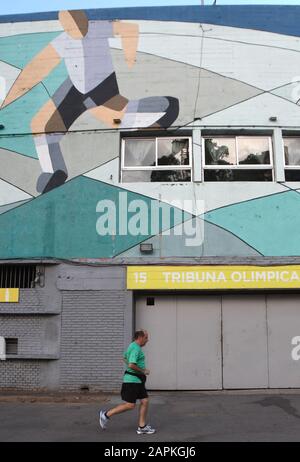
left=99, top=329, right=155, bottom=435
left=1, top=10, right=179, bottom=194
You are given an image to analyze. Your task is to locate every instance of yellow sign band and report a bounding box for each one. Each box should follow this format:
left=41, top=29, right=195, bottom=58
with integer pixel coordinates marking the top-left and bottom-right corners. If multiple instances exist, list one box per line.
left=0, top=289, right=20, bottom=302
left=127, top=266, right=300, bottom=290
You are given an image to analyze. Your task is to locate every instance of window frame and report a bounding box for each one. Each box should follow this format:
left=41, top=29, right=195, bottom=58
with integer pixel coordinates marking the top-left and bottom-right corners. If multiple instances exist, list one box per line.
left=283, top=136, right=300, bottom=169
left=202, top=135, right=274, bottom=170
left=121, top=136, right=193, bottom=183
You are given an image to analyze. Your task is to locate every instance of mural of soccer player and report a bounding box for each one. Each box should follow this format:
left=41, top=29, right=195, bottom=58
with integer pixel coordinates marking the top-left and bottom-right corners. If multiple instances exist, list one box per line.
left=1, top=10, right=179, bottom=193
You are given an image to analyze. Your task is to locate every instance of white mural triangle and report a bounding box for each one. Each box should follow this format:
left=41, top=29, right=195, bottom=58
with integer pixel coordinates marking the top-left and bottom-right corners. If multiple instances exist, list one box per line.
left=0, top=178, right=32, bottom=206
left=200, top=93, right=300, bottom=126
left=84, top=158, right=287, bottom=214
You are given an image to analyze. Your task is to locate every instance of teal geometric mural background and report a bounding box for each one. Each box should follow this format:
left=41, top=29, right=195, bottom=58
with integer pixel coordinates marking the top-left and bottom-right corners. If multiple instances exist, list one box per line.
left=0, top=177, right=191, bottom=259
left=2, top=7, right=300, bottom=259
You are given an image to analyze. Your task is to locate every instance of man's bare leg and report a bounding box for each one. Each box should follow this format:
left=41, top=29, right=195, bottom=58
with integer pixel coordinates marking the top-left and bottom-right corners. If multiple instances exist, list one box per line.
left=138, top=398, right=149, bottom=428
left=106, top=402, right=135, bottom=418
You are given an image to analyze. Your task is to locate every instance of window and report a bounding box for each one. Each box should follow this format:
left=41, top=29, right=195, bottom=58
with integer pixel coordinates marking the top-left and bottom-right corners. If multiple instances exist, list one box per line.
left=5, top=338, right=18, bottom=355
left=203, top=136, right=273, bottom=181
left=121, top=136, right=192, bottom=182
left=0, top=265, right=37, bottom=288
left=283, top=137, right=300, bottom=181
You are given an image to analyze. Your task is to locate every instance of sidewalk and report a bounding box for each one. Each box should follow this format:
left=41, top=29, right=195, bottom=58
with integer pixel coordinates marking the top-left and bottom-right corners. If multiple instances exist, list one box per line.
left=1, top=390, right=300, bottom=442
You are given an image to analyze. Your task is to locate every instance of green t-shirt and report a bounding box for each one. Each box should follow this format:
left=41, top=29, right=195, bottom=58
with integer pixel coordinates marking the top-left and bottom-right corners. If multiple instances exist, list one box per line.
left=123, top=341, right=146, bottom=383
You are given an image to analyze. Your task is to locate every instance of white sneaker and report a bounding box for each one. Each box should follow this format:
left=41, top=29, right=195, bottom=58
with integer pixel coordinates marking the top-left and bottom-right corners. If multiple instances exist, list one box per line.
left=136, top=424, right=156, bottom=435
left=99, top=410, right=108, bottom=430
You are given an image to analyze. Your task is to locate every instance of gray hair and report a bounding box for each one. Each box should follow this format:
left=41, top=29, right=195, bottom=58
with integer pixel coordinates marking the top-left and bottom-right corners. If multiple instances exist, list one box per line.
left=134, top=329, right=148, bottom=340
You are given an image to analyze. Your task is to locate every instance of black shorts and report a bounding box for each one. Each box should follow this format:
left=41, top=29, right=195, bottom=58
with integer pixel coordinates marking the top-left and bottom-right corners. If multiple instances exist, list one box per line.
left=121, top=382, right=148, bottom=404
left=50, top=72, right=120, bottom=131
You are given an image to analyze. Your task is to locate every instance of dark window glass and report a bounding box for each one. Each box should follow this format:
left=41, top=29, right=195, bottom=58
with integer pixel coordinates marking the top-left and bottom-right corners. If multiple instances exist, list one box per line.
left=150, top=170, right=191, bottom=182
left=122, top=170, right=191, bottom=183
left=285, top=170, right=300, bottom=181
left=5, top=338, right=18, bottom=355
left=204, top=169, right=273, bottom=182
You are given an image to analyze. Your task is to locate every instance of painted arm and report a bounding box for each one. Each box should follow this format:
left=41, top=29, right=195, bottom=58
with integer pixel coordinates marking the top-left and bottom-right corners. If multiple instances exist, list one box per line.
left=1, top=43, right=61, bottom=108
left=113, top=21, right=139, bottom=68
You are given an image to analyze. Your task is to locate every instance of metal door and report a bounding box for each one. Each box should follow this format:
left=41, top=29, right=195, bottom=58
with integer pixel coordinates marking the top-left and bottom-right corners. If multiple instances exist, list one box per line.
left=135, top=295, right=222, bottom=389
left=177, top=296, right=222, bottom=389
left=135, top=295, right=177, bottom=389
left=267, top=295, right=300, bottom=388
left=222, top=295, right=269, bottom=389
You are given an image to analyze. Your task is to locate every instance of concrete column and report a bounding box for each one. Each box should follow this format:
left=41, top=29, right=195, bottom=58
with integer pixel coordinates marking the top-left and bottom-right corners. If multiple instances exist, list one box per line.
left=273, top=128, right=285, bottom=182
left=124, top=290, right=134, bottom=351
left=192, top=128, right=202, bottom=182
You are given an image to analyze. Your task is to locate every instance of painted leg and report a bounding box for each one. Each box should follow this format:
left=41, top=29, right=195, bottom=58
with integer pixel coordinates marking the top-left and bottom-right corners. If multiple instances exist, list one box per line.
left=120, top=96, right=179, bottom=129
left=33, top=133, right=68, bottom=193
left=31, top=99, right=68, bottom=194
left=89, top=94, right=128, bottom=128
left=89, top=94, right=179, bottom=130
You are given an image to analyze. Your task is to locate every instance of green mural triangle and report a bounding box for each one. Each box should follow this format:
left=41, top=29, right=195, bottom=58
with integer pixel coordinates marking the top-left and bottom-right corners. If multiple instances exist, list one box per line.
left=203, top=190, right=300, bottom=256
left=0, top=32, right=60, bottom=69
left=42, top=61, right=69, bottom=96
left=0, top=176, right=192, bottom=259
left=0, top=84, right=49, bottom=158
left=0, top=200, right=30, bottom=215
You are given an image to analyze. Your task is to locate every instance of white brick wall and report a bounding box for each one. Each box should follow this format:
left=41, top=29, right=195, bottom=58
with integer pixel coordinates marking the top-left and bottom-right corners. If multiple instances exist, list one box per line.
left=0, top=315, right=44, bottom=355
left=59, top=290, right=126, bottom=391
left=0, top=361, right=41, bottom=389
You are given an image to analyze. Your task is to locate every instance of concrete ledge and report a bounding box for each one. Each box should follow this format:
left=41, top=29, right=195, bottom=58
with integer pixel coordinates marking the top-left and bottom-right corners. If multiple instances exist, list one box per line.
left=0, top=311, right=60, bottom=315
left=3, top=355, right=59, bottom=360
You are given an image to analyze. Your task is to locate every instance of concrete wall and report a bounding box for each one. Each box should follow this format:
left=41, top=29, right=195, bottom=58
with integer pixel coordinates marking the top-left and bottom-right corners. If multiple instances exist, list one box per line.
left=0, top=361, right=41, bottom=390
left=1, top=6, right=300, bottom=391
left=0, top=264, right=131, bottom=391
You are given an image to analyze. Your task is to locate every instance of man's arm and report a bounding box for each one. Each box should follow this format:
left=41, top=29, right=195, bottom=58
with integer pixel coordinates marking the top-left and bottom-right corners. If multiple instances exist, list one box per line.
left=113, top=21, right=139, bottom=69
left=1, top=43, right=61, bottom=108
left=128, top=363, right=150, bottom=375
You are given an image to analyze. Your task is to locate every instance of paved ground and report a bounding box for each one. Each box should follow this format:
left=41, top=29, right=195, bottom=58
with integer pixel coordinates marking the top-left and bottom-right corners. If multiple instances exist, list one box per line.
left=1, top=390, right=300, bottom=442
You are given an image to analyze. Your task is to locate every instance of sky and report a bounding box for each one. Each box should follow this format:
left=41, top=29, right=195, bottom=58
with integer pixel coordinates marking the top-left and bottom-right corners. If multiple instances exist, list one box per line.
left=0, top=0, right=300, bottom=16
